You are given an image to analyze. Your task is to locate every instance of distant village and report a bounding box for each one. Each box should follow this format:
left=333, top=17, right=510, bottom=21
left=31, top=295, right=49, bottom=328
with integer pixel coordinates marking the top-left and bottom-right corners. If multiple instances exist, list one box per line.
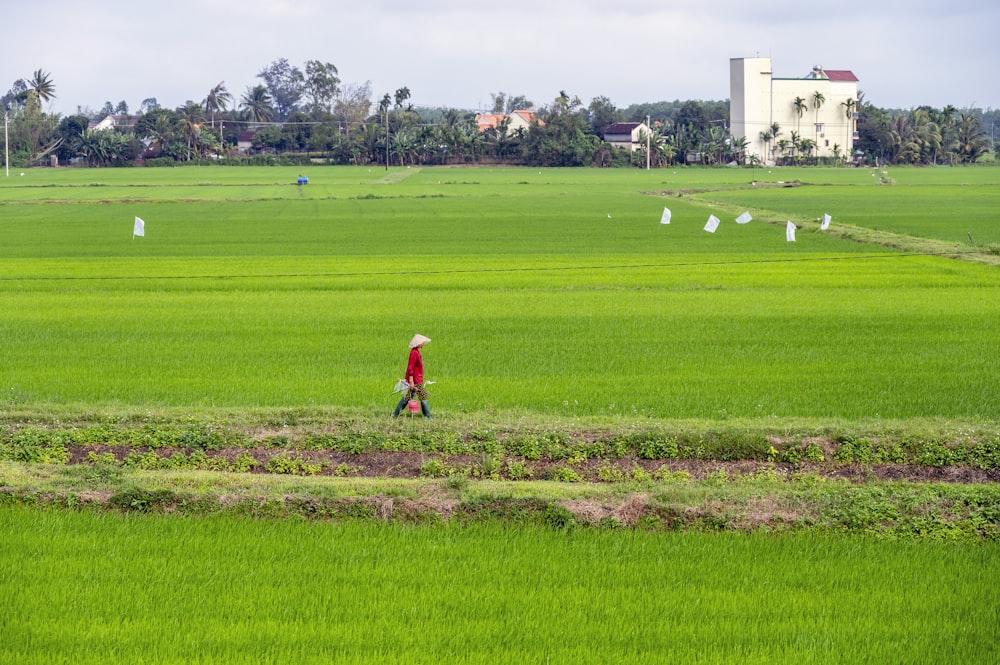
left=3, top=57, right=996, bottom=170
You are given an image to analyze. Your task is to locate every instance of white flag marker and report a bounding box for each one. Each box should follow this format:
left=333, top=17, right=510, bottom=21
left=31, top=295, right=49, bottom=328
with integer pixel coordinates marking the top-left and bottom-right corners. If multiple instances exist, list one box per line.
left=704, top=215, right=720, bottom=233
left=821, top=213, right=831, bottom=230
left=786, top=221, right=797, bottom=242
left=735, top=211, right=752, bottom=224
left=660, top=207, right=672, bottom=225
left=133, top=217, right=145, bottom=237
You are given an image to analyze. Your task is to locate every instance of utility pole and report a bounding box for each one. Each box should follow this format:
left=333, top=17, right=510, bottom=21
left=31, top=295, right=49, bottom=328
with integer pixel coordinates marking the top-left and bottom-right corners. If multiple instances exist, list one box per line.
left=385, top=105, right=390, bottom=172
left=646, top=115, right=651, bottom=170
left=4, top=110, right=8, bottom=177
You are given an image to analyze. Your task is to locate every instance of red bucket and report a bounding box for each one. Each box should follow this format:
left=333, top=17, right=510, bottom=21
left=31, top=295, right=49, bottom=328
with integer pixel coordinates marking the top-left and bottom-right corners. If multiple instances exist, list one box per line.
left=407, top=399, right=420, bottom=414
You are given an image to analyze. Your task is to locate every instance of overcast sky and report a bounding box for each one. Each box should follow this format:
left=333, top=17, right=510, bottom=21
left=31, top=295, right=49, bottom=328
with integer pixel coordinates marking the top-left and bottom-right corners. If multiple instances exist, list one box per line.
left=5, top=0, right=998, bottom=117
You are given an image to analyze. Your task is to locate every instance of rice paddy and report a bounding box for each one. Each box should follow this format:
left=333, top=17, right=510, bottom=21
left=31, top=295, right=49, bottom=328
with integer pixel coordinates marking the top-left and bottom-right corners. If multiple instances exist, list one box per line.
left=0, top=165, right=997, bottom=418
left=1, top=164, right=998, bottom=664
left=2, top=506, right=997, bottom=664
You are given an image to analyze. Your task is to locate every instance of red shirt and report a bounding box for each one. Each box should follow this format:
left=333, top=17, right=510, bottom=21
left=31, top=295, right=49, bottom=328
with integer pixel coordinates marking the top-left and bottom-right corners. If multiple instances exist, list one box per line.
left=405, top=348, right=424, bottom=385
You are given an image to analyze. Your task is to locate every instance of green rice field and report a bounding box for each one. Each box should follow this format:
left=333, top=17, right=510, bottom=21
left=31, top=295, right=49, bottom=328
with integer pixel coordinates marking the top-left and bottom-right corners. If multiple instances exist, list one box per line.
left=2, top=165, right=998, bottom=664
left=2, top=506, right=997, bottom=665
left=0, top=165, right=997, bottom=419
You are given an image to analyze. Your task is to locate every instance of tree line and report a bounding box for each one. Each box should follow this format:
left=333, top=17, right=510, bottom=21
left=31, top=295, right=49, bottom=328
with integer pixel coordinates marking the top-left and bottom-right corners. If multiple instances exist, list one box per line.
left=2, top=61, right=997, bottom=169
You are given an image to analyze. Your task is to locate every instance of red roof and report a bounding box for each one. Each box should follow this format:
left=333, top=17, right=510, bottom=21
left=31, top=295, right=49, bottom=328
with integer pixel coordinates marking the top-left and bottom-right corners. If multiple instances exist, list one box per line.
left=509, top=110, right=539, bottom=124
left=476, top=113, right=504, bottom=130
left=824, top=70, right=858, bottom=82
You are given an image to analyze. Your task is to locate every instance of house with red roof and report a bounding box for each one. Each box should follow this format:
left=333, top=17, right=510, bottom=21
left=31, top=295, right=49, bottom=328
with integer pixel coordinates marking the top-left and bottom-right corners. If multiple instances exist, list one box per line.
left=475, top=109, right=542, bottom=135
left=730, top=58, right=860, bottom=164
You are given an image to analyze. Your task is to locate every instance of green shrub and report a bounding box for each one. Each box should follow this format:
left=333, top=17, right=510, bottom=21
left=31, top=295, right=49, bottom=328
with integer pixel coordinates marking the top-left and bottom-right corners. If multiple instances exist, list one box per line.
left=86, top=451, right=118, bottom=466
left=419, top=458, right=450, bottom=478
left=265, top=453, right=323, bottom=475
left=834, top=436, right=904, bottom=464
left=596, top=464, right=626, bottom=482
left=507, top=436, right=544, bottom=460
left=231, top=452, right=257, bottom=473
left=707, top=431, right=770, bottom=461
left=630, top=465, right=651, bottom=482
left=543, top=503, right=577, bottom=530
left=0, top=429, right=70, bottom=464
left=552, top=466, right=582, bottom=483
left=634, top=434, right=680, bottom=460
left=471, top=454, right=502, bottom=480
left=442, top=475, right=468, bottom=492
left=505, top=460, right=533, bottom=480
left=969, top=438, right=1000, bottom=469
left=915, top=442, right=959, bottom=466
left=108, top=488, right=179, bottom=512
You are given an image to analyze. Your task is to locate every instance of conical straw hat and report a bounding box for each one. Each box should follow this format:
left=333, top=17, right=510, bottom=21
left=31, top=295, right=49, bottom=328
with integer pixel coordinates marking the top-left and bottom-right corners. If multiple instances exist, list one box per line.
left=409, top=334, right=431, bottom=348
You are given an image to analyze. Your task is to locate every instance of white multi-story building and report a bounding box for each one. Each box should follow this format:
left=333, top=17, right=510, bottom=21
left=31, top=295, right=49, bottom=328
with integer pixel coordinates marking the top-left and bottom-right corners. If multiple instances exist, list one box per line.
left=730, top=57, right=859, bottom=164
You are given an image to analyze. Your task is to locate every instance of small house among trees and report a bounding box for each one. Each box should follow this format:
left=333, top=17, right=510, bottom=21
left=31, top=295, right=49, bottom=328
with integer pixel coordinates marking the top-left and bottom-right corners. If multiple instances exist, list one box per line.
left=237, top=131, right=256, bottom=154
left=88, top=114, right=139, bottom=132
left=602, top=122, right=651, bottom=152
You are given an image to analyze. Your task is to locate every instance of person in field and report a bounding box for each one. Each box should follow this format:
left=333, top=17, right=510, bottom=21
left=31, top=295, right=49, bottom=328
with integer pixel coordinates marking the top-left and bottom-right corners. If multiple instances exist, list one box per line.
left=392, top=334, right=432, bottom=418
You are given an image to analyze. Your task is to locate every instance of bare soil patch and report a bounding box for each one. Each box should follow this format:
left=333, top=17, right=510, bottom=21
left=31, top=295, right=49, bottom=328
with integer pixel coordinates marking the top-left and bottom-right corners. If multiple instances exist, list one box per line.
left=67, top=445, right=999, bottom=484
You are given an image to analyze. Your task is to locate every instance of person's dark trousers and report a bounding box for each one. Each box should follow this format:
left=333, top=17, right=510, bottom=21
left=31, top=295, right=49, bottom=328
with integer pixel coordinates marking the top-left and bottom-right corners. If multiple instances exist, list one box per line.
left=392, top=397, right=407, bottom=417
left=420, top=401, right=431, bottom=418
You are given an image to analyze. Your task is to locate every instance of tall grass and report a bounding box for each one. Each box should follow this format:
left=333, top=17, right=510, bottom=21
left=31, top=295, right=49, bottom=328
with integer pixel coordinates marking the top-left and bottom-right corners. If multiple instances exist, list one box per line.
left=1, top=505, right=996, bottom=664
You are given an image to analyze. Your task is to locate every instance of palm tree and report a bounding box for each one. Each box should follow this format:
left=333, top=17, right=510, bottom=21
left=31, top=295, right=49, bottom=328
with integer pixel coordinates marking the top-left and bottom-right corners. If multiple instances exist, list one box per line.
left=769, top=122, right=781, bottom=162
left=77, top=130, right=105, bottom=167
left=27, top=69, right=56, bottom=106
left=484, top=116, right=512, bottom=162
left=728, top=135, right=749, bottom=164
left=706, top=124, right=729, bottom=164
left=892, top=115, right=920, bottom=164
left=391, top=128, right=416, bottom=166
left=812, top=90, right=825, bottom=151
left=952, top=112, right=988, bottom=163
left=793, top=96, right=807, bottom=137
left=910, top=108, right=942, bottom=164
left=204, top=82, right=232, bottom=128
left=758, top=129, right=773, bottom=163
left=360, top=122, right=383, bottom=164
left=204, top=82, right=233, bottom=155
left=841, top=98, right=857, bottom=159
left=176, top=102, right=205, bottom=161
left=650, top=130, right=677, bottom=167
left=776, top=139, right=790, bottom=162
left=145, top=114, right=175, bottom=157
left=799, top=138, right=816, bottom=159
left=934, top=105, right=959, bottom=163
left=789, top=130, right=801, bottom=163
left=240, top=85, right=273, bottom=123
